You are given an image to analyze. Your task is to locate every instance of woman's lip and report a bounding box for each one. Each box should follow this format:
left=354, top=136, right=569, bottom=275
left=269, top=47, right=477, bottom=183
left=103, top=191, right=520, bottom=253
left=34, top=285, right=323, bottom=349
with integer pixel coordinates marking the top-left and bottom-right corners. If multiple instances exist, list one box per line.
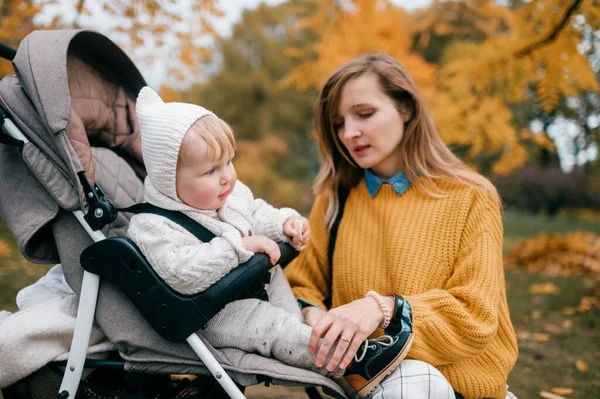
left=353, top=144, right=370, bottom=154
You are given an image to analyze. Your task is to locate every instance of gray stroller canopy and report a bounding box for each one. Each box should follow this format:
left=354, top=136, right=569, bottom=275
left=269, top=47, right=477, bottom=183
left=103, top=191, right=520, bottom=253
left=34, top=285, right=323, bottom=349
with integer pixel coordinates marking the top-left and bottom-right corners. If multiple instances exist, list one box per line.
left=0, top=29, right=146, bottom=263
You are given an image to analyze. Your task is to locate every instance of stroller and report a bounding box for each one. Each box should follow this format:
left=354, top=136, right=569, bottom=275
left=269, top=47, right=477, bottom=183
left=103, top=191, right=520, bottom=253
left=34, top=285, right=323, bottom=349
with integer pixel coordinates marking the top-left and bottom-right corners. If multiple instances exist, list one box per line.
left=0, top=29, right=347, bottom=399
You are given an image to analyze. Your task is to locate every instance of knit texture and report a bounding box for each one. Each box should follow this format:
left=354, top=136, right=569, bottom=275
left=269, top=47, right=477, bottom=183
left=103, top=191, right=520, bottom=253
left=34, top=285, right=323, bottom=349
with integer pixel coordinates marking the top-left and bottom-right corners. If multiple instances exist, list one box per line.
left=285, top=179, right=518, bottom=399
left=128, top=181, right=300, bottom=295
left=136, top=86, right=213, bottom=202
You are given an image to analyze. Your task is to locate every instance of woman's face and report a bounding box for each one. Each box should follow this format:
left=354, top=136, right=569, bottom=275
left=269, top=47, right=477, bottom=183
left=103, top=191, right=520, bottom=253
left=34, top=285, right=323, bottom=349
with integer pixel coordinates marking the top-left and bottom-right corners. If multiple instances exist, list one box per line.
left=334, top=73, right=409, bottom=179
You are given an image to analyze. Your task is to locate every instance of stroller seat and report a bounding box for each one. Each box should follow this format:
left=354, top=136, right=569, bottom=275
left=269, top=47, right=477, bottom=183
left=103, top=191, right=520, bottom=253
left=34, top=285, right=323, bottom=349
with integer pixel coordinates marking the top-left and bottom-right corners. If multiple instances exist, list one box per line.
left=0, top=29, right=347, bottom=399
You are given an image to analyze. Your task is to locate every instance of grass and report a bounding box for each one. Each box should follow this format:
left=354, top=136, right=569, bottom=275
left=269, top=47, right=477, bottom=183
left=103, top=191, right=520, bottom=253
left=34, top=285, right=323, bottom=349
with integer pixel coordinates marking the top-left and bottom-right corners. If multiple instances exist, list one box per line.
left=504, top=268, right=599, bottom=399
left=1, top=208, right=599, bottom=399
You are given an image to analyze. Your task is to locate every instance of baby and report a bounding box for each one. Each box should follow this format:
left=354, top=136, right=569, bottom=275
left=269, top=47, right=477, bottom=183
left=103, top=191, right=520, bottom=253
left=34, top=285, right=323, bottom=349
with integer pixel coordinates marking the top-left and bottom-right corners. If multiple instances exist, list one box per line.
left=128, top=87, right=410, bottom=396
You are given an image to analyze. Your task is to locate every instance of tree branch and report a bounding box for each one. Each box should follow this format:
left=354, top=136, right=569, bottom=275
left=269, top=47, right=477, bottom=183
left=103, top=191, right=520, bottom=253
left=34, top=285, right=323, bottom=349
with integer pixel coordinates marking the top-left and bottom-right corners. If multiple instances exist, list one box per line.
left=515, top=0, right=583, bottom=58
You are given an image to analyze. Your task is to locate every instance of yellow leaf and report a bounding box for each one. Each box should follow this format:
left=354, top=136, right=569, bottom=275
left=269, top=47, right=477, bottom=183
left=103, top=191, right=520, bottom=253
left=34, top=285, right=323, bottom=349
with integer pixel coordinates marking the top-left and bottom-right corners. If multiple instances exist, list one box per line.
left=561, top=307, right=576, bottom=316
left=550, top=388, right=573, bottom=395
left=533, top=333, right=551, bottom=342
left=0, top=239, right=12, bottom=258
left=540, top=391, right=568, bottom=399
left=575, top=360, right=589, bottom=373
left=529, top=283, right=560, bottom=294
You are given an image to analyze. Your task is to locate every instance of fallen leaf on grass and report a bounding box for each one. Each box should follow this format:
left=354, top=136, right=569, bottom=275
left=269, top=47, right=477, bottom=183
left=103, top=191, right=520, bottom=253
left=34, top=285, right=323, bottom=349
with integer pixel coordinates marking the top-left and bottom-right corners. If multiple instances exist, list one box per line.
left=561, top=320, right=572, bottom=329
left=516, top=331, right=551, bottom=342
left=577, top=296, right=600, bottom=312
left=170, top=374, right=197, bottom=381
left=540, top=391, right=568, bottom=399
left=575, top=360, right=589, bottom=372
left=0, top=239, right=12, bottom=258
left=529, top=283, right=560, bottom=294
left=550, top=388, right=573, bottom=395
left=543, top=324, right=562, bottom=334
left=533, top=333, right=551, bottom=342
left=561, top=307, right=576, bottom=316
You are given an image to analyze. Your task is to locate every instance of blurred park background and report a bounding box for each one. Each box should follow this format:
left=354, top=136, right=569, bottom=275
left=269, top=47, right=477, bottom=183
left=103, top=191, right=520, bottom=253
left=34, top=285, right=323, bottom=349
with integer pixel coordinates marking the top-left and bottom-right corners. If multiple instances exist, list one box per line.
left=0, top=0, right=599, bottom=398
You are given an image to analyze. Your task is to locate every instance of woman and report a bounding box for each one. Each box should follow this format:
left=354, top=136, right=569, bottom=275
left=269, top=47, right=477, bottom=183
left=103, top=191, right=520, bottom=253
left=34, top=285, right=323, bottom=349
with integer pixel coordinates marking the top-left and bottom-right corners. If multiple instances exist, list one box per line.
left=284, top=54, right=518, bottom=399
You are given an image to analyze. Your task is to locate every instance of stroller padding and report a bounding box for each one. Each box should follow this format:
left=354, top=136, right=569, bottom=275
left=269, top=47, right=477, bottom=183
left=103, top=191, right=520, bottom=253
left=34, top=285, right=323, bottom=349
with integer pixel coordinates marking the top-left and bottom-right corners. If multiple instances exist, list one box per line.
left=81, top=238, right=297, bottom=341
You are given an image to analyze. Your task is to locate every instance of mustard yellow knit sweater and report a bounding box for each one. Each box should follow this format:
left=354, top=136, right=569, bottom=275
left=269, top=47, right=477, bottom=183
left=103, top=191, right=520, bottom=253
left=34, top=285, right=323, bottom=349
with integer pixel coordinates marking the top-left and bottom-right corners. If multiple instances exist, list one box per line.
left=285, top=179, right=518, bottom=399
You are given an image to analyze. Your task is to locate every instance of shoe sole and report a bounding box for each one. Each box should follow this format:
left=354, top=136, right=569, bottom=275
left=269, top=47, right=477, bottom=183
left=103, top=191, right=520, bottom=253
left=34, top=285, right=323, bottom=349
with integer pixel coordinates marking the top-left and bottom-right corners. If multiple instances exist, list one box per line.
left=356, top=333, right=415, bottom=398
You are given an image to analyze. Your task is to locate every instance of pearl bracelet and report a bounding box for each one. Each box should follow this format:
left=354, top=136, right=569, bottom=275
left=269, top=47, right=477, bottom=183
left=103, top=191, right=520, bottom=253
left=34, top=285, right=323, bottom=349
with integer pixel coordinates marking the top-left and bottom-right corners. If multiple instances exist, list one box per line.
left=366, top=290, right=391, bottom=329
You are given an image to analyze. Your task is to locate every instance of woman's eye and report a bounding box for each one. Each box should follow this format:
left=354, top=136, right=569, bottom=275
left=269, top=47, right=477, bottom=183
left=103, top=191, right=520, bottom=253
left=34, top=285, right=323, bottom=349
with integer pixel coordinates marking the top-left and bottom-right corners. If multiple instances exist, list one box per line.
left=359, top=111, right=374, bottom=118
left=333, top=121, right=344, bottom=129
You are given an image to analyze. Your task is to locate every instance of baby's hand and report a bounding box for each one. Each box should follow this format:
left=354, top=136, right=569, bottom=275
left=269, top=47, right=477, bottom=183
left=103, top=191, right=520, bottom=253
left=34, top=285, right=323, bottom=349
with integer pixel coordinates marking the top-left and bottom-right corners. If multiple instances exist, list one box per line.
left=242, top=235, right=281, bottom=264
left=283, top=216, right=310, bottom=248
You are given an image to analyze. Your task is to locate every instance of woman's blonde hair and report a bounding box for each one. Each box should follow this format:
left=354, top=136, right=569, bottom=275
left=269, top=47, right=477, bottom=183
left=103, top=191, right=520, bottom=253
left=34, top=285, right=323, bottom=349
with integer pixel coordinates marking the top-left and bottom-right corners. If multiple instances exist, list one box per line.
left=313, top=54, right=500, bottom=228
left=180, top=114, right=236, bottom=165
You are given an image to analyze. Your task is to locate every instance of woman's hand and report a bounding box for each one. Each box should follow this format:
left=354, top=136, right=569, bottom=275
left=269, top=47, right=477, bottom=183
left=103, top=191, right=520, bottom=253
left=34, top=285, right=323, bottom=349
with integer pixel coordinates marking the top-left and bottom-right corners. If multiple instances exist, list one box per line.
left=308, top=297, right=385, bottom=372
left=242, top=235, right=281, bottom=264
left=283, top=216, right=310, bottom=247
left=302, top=305, right=326, bottom=327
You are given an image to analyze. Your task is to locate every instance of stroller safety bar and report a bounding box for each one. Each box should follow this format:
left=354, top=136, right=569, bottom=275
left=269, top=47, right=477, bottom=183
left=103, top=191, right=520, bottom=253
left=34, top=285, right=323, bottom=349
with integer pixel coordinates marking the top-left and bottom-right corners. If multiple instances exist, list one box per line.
left=81, top=237, right=297, bottom=341
left=0, top=42, right=16, bottom=61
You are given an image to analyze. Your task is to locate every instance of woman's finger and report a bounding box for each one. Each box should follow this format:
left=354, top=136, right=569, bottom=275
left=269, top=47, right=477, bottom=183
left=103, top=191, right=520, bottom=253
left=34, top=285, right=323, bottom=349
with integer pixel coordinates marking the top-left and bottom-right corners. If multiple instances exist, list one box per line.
left=339, top=330, right=368, bottom=369
left=326, top=332, right=354, bottom=371
left=308, top=316, right=331, bottom=354
left=315, top=323, right=344, bottom=368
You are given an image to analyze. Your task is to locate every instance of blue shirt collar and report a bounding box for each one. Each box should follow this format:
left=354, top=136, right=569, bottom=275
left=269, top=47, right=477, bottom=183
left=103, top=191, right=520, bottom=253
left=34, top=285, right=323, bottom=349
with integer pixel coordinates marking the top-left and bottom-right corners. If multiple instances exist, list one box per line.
left=364, top=168, right=411, bottom=198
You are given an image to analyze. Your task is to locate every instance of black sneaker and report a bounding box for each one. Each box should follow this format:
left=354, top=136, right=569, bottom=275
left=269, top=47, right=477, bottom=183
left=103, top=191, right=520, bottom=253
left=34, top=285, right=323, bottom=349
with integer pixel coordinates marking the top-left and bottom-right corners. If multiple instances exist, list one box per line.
left=343, top=330, right=414, bottom=397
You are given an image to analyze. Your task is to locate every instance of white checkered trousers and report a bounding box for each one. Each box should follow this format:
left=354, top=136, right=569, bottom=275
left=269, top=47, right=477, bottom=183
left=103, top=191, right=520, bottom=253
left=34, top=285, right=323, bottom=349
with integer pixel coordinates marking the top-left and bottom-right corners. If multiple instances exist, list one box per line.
left=369, top=360, right=518, bottom=399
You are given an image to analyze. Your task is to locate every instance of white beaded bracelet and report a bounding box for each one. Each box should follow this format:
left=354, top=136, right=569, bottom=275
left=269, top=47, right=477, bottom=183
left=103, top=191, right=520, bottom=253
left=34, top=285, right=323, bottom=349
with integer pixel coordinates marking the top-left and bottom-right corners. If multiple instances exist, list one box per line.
left=366, top=290, right=391, bottom=329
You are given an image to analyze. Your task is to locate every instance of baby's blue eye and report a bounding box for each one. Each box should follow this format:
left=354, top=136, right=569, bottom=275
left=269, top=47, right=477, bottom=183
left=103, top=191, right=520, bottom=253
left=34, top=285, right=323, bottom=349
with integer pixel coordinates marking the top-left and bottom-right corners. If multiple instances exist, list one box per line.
left=205, top=169, right=215, bottom=176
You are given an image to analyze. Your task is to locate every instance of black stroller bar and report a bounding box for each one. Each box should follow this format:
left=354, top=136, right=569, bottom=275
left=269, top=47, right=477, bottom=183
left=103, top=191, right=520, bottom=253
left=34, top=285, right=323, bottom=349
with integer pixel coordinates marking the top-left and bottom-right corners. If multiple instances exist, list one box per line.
left=1, top=104, right=25, bottom=147
left=81, top=237, right=298, bottom=341
left=0, top=43, right=16, bottom=61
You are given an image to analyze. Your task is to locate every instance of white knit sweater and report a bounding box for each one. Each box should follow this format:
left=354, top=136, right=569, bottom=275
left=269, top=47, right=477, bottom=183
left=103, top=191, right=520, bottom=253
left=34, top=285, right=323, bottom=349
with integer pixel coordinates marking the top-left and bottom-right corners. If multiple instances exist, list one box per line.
left=127, top=180, right=300, bottom=295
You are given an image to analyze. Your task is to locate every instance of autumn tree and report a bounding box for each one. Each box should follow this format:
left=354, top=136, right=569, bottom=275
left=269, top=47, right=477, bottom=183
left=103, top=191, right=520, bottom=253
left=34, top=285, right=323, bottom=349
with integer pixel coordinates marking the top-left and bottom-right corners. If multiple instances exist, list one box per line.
left=413, top=0, right=599, bottom=174
left=35, top=0, right=222, bottom=85
left=285, top=0, right=436, bottom=91
left=288, top=0, right=599, bottom=176
left=184, top=2, right=319, bottom=211
left=0, top=0, right=52, bottom=77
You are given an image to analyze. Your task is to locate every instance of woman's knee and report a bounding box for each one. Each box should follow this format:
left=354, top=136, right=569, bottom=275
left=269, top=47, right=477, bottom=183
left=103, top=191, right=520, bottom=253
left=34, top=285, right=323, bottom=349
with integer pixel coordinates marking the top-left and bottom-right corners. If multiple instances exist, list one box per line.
left=370, top=360, right=455, bottom=399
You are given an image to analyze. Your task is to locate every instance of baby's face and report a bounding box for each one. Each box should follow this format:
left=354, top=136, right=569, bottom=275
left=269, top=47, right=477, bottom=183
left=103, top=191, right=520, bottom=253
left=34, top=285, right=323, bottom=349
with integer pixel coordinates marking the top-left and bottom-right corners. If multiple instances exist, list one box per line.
left=176, top=134, right=236, bottom=210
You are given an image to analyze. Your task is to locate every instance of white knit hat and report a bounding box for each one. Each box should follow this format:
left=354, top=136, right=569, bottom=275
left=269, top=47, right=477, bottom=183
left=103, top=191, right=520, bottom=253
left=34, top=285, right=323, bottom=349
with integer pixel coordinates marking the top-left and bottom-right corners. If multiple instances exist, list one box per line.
left=136, top=86, right=213, bottom=201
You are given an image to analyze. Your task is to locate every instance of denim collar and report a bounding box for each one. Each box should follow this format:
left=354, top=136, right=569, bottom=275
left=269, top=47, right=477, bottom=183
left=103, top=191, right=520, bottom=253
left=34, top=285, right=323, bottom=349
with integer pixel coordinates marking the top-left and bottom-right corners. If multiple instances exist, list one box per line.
left=364, top=168, right=411, bottom=198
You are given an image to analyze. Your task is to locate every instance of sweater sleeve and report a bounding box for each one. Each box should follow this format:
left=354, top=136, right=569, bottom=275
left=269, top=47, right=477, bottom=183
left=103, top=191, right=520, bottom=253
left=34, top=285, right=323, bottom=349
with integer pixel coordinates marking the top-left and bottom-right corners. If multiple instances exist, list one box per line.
left=284, top=194, right=331, bottom=310
left=237, top=182, right=300, bottom=246
left=405, top=189, right=504, bottom=365
left=128, top=213, right=254, bottom=295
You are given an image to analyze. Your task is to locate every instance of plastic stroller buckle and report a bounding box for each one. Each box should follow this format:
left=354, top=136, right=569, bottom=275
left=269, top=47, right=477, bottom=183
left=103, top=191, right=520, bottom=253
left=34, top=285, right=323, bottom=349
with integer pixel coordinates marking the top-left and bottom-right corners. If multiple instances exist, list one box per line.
left=77, top=171, right=118, bottom=230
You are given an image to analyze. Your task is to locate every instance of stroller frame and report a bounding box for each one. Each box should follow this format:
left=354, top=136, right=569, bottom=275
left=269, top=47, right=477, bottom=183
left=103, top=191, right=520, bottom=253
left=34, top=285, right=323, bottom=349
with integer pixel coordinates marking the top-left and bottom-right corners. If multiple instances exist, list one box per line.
left=0, top=31, right=346, bottom=399
left=1, top=110, right=246, bottom=399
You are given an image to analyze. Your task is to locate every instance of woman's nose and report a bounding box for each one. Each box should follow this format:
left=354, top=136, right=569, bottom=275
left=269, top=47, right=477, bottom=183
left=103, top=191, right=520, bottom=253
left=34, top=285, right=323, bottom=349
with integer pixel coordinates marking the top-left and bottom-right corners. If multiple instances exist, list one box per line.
left=342, top=121, right=361, bottom=140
